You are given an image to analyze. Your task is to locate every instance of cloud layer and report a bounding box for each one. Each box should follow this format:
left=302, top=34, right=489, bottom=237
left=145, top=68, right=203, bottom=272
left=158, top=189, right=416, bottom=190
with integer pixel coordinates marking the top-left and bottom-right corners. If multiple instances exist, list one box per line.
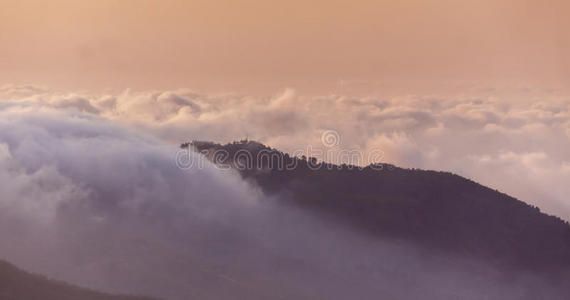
left=0, top=89, right=569, bottom=299
left=1, top=84, right=568, bottom=220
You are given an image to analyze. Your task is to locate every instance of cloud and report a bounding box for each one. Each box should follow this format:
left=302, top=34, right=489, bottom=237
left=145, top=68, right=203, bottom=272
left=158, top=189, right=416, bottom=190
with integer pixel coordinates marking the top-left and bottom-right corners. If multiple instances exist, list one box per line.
left=0, top=103, right=262, bottom=296
left=0, top=93, right=568, bottom=299
left=2, top=85, right=567, bottom=220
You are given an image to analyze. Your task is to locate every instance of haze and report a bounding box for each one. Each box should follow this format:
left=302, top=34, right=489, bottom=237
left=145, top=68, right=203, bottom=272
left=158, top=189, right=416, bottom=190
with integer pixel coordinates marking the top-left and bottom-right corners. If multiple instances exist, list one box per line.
left=1, top=0, right=568, bottom=94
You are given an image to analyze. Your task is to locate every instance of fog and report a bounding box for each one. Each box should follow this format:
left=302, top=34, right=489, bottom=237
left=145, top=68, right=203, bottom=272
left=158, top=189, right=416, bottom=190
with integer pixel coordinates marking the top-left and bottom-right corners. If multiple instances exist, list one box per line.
left=0, top=101, right=567, bottom=299
left=1, top=84, right=568, bottom=221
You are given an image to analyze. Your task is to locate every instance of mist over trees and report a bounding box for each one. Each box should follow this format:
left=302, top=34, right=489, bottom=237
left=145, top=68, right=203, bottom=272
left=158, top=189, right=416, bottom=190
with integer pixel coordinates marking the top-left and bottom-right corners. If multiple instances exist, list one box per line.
left=192, top=141, right=570, bottom=279
left=0, top=101, right=569, bottom=299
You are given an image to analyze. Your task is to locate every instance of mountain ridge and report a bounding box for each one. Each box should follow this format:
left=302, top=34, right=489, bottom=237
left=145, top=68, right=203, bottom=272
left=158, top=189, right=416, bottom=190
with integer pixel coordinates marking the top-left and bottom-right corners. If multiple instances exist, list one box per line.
left=0, top=260, right=157, bottom=300
left=186, top=140, right=570, bottom=274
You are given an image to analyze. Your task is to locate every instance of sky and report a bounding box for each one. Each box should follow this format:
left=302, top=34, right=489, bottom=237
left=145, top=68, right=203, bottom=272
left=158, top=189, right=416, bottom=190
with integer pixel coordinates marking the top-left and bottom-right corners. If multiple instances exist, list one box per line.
left=0, top=0, right=569, bottom=94
left=0, top=1, right=568, bottom=216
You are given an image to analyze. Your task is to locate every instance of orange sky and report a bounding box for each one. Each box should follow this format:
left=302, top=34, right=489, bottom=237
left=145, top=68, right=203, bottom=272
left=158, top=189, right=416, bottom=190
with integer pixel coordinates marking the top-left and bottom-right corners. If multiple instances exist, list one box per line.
left=1, top=0, right=568, bottom=95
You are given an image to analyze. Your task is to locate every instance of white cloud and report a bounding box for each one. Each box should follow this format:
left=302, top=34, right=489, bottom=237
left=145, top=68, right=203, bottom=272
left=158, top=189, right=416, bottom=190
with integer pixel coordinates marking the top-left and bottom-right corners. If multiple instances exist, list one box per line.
left=1, top=85, right=569, bottom=221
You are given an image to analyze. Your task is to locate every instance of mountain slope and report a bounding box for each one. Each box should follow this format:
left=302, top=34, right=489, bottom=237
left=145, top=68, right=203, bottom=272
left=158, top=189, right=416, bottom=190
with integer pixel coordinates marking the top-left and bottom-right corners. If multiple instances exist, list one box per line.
left=0, top=260, right=156, bottom=300
left=189, top=140, right=570, bottom=274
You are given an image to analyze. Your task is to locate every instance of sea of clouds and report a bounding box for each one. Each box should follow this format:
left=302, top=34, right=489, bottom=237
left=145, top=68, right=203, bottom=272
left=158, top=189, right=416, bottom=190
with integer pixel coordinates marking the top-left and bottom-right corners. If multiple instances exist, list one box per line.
left=0, top=84, right=569, bottom=299
left=1, top=84, right=568, bottom=220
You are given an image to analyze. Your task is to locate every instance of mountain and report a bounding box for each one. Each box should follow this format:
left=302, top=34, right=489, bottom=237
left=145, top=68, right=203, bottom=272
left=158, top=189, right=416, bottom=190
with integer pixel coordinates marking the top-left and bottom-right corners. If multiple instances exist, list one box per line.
left=0, top=260, right=156, bottom=300
left=188, top=140, right=570, bottom=274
